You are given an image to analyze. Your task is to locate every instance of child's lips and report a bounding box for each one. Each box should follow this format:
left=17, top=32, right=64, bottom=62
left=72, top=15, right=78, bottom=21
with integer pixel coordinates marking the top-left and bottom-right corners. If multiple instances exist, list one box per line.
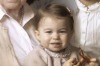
left=50, top=43, right=62, bottom=47
left=50, top=42, right=61, bottom=45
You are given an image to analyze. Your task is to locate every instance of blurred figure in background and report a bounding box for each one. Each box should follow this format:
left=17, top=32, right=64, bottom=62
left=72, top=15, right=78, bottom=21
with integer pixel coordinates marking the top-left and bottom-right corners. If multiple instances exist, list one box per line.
left=72, top=0, right=100, bottom=64
left=0, top=0, right=38, bottom=65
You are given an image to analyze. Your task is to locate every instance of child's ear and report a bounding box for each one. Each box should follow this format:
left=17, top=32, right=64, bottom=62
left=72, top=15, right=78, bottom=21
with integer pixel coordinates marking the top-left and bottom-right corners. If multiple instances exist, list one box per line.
left=35, top=30, right=40, bottom=41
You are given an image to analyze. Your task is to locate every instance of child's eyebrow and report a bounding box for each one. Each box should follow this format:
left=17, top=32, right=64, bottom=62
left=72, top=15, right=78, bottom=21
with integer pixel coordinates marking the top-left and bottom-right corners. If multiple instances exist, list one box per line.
left=44, top=28, right=52, bottom=30
left=59, top=28, right=67, bottom=30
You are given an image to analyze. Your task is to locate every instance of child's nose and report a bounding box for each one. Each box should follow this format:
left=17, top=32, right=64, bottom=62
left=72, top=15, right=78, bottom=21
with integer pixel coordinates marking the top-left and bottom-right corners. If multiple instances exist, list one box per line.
left=52, top=33, right=60, bottom=40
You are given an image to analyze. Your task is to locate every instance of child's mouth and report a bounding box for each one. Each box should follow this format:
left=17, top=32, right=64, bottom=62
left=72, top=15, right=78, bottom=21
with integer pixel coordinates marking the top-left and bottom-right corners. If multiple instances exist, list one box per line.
left=50, top=43, right=61, bottom=48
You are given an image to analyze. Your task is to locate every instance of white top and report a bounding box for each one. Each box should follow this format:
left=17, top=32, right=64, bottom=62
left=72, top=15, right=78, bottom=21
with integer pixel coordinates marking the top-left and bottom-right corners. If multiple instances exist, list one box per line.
left=72, top=0, right=100, bottom=59
left=0, top=3, right=37, bottom=65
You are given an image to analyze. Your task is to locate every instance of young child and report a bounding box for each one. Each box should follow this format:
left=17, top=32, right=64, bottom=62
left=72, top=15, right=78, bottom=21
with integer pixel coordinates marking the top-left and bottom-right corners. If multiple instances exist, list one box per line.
left=23, top=4, right=98, bottom=66
left=70, top=0, right=100, bottom=64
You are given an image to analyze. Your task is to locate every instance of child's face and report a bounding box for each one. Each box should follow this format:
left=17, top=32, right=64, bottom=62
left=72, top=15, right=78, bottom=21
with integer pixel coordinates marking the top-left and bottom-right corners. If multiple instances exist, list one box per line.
left=80, top=0, right=99, bottom=6
left=35, top=16, right=72, bottom=52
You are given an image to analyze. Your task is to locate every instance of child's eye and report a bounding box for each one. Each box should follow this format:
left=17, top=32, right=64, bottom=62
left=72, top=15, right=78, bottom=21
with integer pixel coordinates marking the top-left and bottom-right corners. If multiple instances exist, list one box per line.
left=45, top=31, right=52, bottom=33
left=59, top=30, right=67, bottom=33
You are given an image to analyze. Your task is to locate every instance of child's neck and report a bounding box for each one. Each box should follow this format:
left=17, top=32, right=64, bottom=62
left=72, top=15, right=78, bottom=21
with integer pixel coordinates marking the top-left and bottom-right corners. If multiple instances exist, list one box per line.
left=80, top=0, right=100, bottom=6
left=44, top=48, right=71, bottom=58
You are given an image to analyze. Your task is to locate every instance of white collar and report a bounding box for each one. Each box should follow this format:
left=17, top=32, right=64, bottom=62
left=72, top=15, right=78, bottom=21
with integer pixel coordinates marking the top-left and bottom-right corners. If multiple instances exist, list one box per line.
left=0, top=3, right=34, bottom=26
left=0, top=5, right=7, bottom=20
left=76, top=0, right=100, bottom=12
left=44, top=48, right=71, bottom=58
left=22, top=3, right=34, bottom=26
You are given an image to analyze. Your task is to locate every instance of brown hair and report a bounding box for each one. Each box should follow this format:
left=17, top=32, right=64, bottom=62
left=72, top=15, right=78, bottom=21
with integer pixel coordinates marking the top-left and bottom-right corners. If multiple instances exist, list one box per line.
left=33, top=4, right=74, bottom=31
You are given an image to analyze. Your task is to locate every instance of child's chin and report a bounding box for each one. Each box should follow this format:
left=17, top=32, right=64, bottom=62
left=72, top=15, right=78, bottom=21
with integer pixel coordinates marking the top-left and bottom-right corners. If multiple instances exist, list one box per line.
left=49, top=49, right=61, bottom=52
left=51, top=49, right=65, bottom=53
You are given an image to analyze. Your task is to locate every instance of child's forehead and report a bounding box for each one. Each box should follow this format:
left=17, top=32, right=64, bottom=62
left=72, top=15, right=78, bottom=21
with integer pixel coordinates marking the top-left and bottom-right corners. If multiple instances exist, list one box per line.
left=38, top=18, right=68, bottom=30
left=39, top=16, right=70, bottom=27
left=41, top=15, right=70, bottom=22
left=40, top=17, right=65, bottom=24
